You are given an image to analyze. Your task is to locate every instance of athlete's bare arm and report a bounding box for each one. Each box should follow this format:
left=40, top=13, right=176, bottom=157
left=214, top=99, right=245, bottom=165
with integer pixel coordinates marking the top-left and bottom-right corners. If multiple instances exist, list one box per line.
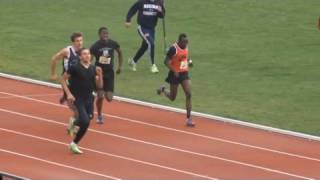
left=95, top=66, right=103, bottom=90
left=61, top=72, right=74, bottom=104
left=115, top=47, right=123, bottom=74
left=50, top=48, right=69, bottom=80
left=164, top=55, right=179, bottom=77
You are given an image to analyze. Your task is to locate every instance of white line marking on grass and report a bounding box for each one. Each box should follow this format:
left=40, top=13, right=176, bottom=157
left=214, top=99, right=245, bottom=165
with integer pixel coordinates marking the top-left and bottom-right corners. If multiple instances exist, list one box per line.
left=0, top=148, right=121, bottom=180
left=1, top=91, right=320, bottom=164
left=0, top=127, right=219, bottom=180
left=0, top=108, right=316, bottom=180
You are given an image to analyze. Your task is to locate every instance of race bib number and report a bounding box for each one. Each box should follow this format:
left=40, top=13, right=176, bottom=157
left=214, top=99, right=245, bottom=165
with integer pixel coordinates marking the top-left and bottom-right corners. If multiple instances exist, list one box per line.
left=99, top=56, right=111, bottom=64
left=179, top=61, right=188, bottom=70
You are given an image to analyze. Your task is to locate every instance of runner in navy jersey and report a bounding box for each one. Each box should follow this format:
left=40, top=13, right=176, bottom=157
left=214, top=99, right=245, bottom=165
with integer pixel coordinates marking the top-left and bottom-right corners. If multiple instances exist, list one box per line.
left=50, top=32, right=83, bottom=104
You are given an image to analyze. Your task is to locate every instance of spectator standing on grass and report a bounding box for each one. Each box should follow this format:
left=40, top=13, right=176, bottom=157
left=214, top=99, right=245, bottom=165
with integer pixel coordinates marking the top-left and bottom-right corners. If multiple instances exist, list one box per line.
left=125, top=0, right=165, bottom=73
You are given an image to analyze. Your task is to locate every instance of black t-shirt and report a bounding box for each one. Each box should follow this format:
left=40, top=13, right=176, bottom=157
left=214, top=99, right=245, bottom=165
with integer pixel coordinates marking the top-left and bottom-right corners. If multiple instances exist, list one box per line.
left=90, top=39, right=120, bottom=73
left=67, top=63, right=96, bottom=99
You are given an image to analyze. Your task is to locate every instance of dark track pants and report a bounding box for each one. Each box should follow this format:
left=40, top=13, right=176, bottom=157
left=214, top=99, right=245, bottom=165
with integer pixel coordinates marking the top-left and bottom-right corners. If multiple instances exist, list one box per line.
left=73, top=95, right=94, bottom=144
left=133, top=25, right=155, bottom=65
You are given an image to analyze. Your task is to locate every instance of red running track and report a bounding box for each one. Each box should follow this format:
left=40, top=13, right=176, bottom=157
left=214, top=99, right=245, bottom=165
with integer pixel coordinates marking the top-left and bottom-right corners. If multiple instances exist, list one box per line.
left=0, top=77, right=320, bottom=180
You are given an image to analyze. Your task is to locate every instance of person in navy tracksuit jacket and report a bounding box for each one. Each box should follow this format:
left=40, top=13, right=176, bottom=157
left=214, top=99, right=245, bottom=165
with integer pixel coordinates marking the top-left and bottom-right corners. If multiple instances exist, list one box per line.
left=125, top=0, right=165, bottom=73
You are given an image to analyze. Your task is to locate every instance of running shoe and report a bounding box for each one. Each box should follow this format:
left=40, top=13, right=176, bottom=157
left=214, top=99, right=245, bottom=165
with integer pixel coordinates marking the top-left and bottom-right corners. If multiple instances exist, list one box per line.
left=128, top=58, right=137, bottom=72
left=151, top=64, right=159, bottom=73
left=156, top=85, right=166, bottom=95
left=96, top=115, right=104, bottom=124
left=186, top=118, right=195, bottom=127
left=69, top=142, right=83, bottom=154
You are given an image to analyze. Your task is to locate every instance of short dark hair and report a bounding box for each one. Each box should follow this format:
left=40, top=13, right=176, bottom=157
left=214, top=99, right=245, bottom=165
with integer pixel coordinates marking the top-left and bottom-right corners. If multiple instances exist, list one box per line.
left=78, top=47, right=89, bottom=55
left=70, top=32, right=83, bottom=42
left=178, top=33, right=187, bottom=42
left=98, top=27, right=108, bottom=34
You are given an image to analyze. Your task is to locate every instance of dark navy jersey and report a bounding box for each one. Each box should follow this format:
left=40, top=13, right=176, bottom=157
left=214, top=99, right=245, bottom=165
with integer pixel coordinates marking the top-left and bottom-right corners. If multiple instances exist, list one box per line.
left=67, top=63, right=96, bottom=99
left=90, top=39, right=120, bottom=74
left=62, top=46, right=80, bottom=72
left=126, top=0, right=165, bottom=29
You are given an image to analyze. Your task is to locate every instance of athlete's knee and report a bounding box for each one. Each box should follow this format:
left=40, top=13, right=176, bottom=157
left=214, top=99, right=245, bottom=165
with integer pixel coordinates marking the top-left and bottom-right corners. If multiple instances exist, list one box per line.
left=169, top=94, right=177, bottom=101
left=141, top=41, right=148, bottom=49
left=97, top=90, right=104, bottom=99
left=105, top=92, right=113, bottom=102
left=97, top=96, right=104, bottom=102
left=82, top=117, right=90, bottom=127
left=77, top=113, right=90, bottom=126
left=78, top=118, right=89, bottom=129
left=105, top=96, right=113, bottom=102
left=88, top=113, right=94, bottom=120
left=186, top=92, right=192, bottom=100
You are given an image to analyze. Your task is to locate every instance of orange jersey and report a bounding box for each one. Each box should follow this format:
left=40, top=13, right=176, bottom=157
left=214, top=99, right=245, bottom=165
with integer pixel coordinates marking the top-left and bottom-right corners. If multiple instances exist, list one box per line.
left=170, top=43, right=189, bottom=73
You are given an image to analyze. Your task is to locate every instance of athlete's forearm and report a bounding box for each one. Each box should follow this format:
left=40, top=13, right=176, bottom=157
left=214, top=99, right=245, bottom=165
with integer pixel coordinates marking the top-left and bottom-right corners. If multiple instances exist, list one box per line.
left=96, top=67, right=103, bottom=89
left=126, top=1, right=139, bottom=22
left=117, top=49, right=123, bottom=70
left=61, top=73, right=72, bottom=96
left=50, top=57, right=58, bottom=76
left=164, top=57, right=175, bottom=72
left=50, top=49, right=66, bottom=77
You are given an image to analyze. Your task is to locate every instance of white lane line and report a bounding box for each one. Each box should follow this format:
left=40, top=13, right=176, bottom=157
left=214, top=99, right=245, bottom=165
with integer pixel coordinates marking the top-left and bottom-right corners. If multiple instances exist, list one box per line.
left=0, top=127, right=219, bottom=180
left=0, top=108, right=315, bottom=180
left=0, top=148, right=121, bottom=180
left=1, top=72, right=320, bottom=142
left=0, top=93, right=60, bottom=99
left=1, top=91, right=320, bottom=164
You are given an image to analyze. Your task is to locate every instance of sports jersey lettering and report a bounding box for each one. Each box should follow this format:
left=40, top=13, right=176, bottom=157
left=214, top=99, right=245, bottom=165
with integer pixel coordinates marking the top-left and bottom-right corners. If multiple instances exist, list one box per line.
left=143, top=4, right=160, bottom=16
left=143, top=11, right=157, bottom=16
left=144, top=4, right=160, bottom=10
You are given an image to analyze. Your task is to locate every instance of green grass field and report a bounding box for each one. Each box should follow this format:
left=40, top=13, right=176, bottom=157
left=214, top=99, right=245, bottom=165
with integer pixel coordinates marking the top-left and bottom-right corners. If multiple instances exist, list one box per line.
left=1, top=0, right=320, bottom=135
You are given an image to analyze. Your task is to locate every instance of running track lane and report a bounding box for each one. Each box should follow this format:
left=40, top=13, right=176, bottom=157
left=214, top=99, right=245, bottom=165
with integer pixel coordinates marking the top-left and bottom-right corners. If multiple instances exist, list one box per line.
left=0, top=77, right=320, bottom=179
left=1, top=96, right=320, bottom=179
left=0, top=110, right=302, bottom=180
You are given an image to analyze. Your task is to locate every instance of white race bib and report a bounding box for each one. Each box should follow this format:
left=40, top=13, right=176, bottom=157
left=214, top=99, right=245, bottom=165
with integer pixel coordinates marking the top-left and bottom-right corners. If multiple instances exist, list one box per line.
left=179, top=61, right=188, bottom=70
left=99, top=56, right=111, bottom=64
